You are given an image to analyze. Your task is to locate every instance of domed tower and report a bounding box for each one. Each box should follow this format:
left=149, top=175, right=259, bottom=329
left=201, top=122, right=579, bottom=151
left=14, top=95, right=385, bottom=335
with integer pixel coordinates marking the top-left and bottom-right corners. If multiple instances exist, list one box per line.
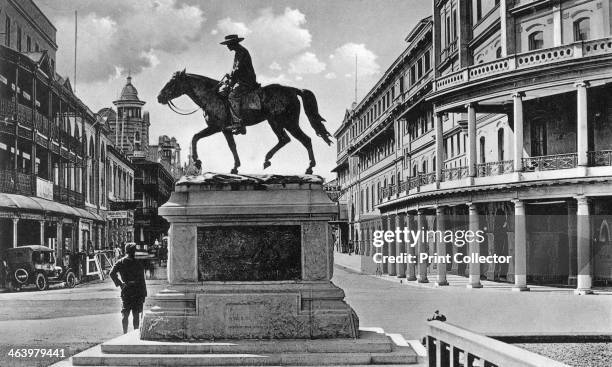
left=111, top=76, right=149, bottom=158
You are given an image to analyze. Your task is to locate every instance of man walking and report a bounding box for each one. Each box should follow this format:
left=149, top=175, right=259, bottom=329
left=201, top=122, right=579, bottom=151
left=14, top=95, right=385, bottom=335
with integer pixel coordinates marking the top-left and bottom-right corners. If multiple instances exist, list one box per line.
left=109, top=243, right=147, bottom=334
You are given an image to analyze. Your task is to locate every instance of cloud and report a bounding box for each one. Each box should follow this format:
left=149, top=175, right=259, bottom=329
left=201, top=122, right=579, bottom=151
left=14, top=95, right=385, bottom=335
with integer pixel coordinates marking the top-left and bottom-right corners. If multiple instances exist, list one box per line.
left=258, top=73, right=293, bottom=85
left=329, top=43, right=380, bottom=79
left=269, top=62, right=282, bottom=71
left=324, top=72, right=336, bottom=79
left=54, top=0, right=205, bottom=82
left=216, top=17, right=251, bottom=37
left=295, top=75, right=303, bottom=81
left=288, top=52, right=325, bottom=75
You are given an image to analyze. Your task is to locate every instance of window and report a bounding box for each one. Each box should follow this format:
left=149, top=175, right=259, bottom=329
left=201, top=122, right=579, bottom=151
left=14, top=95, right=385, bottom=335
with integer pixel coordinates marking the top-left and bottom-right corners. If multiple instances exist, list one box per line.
left=417, top=59, right=423, bottom=79
left=574, top=18, right=590, bottom=41
left=476, top=0, right=483, bottom=21
left=26, top=35, right=31, bottom=52
left=445, top=16, right=450, bottom=45
left=5, top=16, right=10, bottom=47
left=16, top=25, right=22, bottom=51
left=424, top=51, right=431, bottom=71
left=452, top=10, right=457, bottom=40
left=399, top=75, right=404, bottom=94
left=35, top=42, right=39, bottom=52
left=496, top=47, right=502, bottom=59
left=410, top=65, right=416, bottom=85
left=479, top=137, right=486, bottom=163
left=497, top=128, right=504, bottom=161
left=528, top=31, right=544, bottom=51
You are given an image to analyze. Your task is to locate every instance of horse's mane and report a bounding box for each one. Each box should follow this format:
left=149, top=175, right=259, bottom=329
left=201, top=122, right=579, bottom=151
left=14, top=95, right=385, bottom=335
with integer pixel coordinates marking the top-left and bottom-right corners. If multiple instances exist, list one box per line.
left=185, top=73, right=219, bottom=89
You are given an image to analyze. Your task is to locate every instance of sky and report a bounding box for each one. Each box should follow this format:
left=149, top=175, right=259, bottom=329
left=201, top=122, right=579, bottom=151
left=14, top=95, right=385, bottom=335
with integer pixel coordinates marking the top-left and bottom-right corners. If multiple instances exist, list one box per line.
left=35, top=0, right=431, bottom=179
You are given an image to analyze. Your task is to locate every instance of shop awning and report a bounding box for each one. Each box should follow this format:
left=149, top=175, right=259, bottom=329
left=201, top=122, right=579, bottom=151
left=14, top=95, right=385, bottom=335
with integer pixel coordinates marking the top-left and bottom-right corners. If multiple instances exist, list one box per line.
left=0, top=193, right=104, bottom=222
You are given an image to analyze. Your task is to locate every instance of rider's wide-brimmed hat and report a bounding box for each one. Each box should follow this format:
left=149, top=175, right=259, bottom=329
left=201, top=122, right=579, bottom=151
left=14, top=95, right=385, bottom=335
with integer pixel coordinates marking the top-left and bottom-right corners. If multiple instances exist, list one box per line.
left=220, top=34, right=244, bottom=45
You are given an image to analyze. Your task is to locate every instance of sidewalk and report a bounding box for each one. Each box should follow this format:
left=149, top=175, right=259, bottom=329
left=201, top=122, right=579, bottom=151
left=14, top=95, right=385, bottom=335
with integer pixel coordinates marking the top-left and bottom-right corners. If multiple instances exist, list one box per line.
left=334, top=252, right=612, bottom=295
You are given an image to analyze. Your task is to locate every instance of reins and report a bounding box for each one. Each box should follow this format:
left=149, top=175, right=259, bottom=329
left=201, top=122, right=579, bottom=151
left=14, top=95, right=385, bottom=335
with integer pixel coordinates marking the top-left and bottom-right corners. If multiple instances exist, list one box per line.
left=167, top=100, right=201, bottom=115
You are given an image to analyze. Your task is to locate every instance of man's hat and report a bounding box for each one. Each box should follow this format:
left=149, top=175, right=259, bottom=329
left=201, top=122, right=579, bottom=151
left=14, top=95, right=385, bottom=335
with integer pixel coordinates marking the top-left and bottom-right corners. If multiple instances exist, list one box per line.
left=220, top=34, right=244, bottom=45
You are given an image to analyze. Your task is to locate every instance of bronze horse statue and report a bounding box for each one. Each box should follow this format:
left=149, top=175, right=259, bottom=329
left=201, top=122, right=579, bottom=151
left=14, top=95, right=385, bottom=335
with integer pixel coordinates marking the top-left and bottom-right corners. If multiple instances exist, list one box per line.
left=157, top=70, right=332, bottom=174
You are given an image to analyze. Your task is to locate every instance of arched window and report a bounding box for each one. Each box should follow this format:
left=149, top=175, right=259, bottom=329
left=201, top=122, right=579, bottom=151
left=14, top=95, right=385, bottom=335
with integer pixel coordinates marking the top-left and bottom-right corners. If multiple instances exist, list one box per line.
left=497, top=128, right=505, bottom=161
left=412, top=165, right=417, bottom=177
left=479, top=136, right=486, bottom=164
left=574, top=18, right=590, bottom=41
left=89, top=137, right=94, bottom=157
left=496, top=47, right=502, bottom=59
left=421, top=160, right=427, bottom=173
left=528, top=31, right=544, bottom=50
left=135, top=131, right=140, bottom=141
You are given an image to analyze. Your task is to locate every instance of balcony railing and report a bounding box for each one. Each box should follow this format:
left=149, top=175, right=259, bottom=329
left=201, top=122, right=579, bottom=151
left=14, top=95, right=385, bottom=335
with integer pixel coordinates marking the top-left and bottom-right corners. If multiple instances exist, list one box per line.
left=442, top=166, right=469, bottom=181
left=588, top=150, right=612, bottom=167
left=0, top=169, right=34, bottom=196
left=523, top=153, right=577, bottom=172
left=419, top=172, right=436, bottom=186
left=436, top=37, right=612, bottom=92
left=476, top=160, right=514, bottom=177
left=0, top=98, right=16, bottom=118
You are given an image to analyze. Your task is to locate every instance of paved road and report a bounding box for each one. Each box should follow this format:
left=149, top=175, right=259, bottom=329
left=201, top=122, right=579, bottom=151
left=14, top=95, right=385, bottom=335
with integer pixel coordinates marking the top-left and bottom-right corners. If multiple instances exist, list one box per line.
left=0, top=268, right=610, bottom=366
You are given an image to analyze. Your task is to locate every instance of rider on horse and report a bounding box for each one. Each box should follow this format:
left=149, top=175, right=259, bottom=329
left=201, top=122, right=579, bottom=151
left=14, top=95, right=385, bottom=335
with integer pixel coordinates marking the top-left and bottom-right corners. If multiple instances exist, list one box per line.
left=220, top=34, right=257, bottom=135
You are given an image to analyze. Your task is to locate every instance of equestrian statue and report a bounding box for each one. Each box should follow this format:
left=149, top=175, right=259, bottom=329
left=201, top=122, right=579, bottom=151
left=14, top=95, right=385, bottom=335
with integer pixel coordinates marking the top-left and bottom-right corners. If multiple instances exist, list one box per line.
left=157, top=34, right=332, bottom=175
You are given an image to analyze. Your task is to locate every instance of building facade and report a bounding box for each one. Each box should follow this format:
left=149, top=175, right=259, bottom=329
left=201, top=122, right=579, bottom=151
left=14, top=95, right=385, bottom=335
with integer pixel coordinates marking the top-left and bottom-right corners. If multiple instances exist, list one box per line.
left=0, top=0, right=112, bottom=261
left=103, top=77, right=176, bottom=246
left=334, top=0, right=612, bottom=294
left=106, top=144, right=136, bottom=248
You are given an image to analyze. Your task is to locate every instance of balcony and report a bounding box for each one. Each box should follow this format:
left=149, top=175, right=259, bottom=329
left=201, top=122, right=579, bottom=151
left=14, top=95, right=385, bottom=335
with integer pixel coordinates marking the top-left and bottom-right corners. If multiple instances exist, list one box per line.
left=523, top=153, right=577, bottom=172
left=135, top=207, right=158, bottom=217
left=378, top=150, right=612, bottom=208
left=0, top=169, right=34, bottom=196
left=476, top=160, right=513, bottom=177
left=435, top=37, right=612, bottom=93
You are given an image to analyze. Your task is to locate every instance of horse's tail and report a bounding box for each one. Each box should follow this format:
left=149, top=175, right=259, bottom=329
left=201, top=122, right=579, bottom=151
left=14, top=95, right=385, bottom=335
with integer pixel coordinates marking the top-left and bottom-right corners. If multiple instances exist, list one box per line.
left=295, top=88, right=332, bottom=145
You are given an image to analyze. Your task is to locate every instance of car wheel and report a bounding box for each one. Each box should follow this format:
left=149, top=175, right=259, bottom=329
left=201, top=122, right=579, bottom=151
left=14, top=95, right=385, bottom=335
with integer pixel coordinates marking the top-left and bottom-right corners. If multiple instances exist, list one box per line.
left=35, top=272, right=48, bottom=291
left=65, top=271, right=76, bottom=288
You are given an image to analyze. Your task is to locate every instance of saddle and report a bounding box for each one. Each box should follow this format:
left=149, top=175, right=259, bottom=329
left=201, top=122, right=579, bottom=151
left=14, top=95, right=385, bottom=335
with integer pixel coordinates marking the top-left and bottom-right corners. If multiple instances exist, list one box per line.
left=240, top=89, right=262, bottom=110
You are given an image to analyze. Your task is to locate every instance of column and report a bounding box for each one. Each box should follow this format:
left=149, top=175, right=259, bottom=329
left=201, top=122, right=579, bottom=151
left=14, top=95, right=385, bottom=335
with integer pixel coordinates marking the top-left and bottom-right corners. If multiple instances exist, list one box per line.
left=466, top=103, right=477, bottom=177
left=381, top=218, right=389, bottom=274
left=435, top=112, right=444, bottom=184
left=12, top=218, right=19, bottom=248
left=575, top=196, right=593, bottom=295
left=406, top=212, right=417, bottom=281
left=435, top=206, right=449, bottom=286
left=416, top=209, right=428, bottom=283
left=387, top=215, right=397, bottom=276
left=512, top=92, right=525, bottom=172
left=576, top=81, right=589, bottom=167
left=56, top=222, right=63, bottom=254
left=396, top=212, right=406, bottom=278
left=512, top=200, right=529, bottom=291
left=552, top=1, right=562, bottom=46
left=39, top=220, right=45, bottom=246
left=567, top=200, right=578, bottom=286
left=467, top=203, right=482, bottom=288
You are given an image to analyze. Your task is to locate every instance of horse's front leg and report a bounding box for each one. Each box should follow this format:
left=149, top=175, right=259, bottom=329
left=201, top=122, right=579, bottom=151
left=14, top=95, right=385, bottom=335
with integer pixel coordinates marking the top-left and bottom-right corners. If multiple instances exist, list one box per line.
left=223, top=130, right=241, bottom=174
left=191, top=126, right=220, bottom=170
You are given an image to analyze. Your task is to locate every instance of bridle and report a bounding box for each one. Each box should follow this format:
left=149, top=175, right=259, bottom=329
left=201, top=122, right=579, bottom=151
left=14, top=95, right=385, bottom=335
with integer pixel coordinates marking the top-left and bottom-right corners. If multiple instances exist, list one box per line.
left=164, top=73, right=228, bottom=116
left=164, top=73, right=202, bottom=116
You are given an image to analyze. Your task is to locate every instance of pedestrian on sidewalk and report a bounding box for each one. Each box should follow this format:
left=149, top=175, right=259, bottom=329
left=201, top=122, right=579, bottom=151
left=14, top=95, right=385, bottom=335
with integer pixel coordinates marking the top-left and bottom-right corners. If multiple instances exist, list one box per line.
left=109, top=243, right=147, bottom=334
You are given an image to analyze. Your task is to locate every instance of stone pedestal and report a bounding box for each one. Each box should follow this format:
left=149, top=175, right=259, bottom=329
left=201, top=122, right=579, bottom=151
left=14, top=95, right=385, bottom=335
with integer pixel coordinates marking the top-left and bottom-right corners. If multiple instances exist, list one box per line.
left=141, top=173, right=359, bottom=340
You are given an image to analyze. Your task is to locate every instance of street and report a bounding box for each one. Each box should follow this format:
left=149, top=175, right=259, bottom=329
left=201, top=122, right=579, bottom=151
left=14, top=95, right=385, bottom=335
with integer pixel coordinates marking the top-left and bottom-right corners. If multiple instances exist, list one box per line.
left=0, top=267, right=611, bottom=366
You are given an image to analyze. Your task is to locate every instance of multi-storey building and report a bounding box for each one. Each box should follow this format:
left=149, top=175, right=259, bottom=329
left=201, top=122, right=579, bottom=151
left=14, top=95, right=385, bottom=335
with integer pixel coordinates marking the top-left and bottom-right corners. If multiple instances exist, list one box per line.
left=148, top=135, right=183, bottom=180
left=106, top=144, right=136, bottom=248
left=103, top=77, right=175, bottom=246
left=333, top=17, right=434, bottom=273
left=335, top=1, right=612, bottom=294
left=0, top=0, right=111, bottom=260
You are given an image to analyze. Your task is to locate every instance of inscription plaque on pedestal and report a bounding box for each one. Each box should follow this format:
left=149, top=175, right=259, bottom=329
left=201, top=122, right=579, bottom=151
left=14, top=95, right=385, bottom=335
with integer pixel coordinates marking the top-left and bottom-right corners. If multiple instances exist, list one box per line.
left=197, top=225, right=301, bottom=281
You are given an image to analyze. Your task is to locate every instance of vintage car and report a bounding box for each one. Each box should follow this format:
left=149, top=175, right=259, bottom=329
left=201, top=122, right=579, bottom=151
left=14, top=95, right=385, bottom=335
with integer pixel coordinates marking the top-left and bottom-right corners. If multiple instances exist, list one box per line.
left=4, top=245, right=77, bottom=291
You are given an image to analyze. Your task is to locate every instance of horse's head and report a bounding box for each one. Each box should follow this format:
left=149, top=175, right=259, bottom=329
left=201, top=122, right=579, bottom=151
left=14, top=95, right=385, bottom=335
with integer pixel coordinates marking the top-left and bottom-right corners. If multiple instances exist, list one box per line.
left=158, top=69, right=190, bottom=105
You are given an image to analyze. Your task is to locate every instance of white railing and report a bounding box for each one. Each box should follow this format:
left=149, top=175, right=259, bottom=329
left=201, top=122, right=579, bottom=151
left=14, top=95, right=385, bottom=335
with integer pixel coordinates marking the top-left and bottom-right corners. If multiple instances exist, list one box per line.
left=426, top=321, right=569, bottom=367
left=435, top=37, right=612, bottom=92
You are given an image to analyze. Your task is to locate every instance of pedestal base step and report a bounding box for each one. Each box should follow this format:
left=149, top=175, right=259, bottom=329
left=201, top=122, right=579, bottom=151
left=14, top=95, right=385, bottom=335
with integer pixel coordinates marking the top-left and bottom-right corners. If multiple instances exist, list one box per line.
left=53, top=329, right=420, bottom=366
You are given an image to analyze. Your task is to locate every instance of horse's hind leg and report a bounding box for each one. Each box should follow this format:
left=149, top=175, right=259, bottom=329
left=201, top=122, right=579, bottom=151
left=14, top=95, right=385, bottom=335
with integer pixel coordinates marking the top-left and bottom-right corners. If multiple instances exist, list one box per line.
left=222, top=130, right=241, bottom=174
left=285, top=124, right=315, bottom=174
left=263, top=120, right=290, bottom=170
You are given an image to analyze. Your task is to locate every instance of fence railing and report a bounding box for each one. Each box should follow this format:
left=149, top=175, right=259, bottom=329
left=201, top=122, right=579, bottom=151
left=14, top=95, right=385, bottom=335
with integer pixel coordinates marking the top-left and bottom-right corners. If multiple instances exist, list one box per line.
left=442, top=166, right=469, bottom=181
left=426, top=321, right=569, bottom=367
left=0, top=169, right=35, bottom=196
left=476, top=160, right=514, bottom=177
left=523, top=153, right=577, bottom=172
left=588, top=150, right=612, bottom=166
left=436, top=36, right=612, bottom=92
